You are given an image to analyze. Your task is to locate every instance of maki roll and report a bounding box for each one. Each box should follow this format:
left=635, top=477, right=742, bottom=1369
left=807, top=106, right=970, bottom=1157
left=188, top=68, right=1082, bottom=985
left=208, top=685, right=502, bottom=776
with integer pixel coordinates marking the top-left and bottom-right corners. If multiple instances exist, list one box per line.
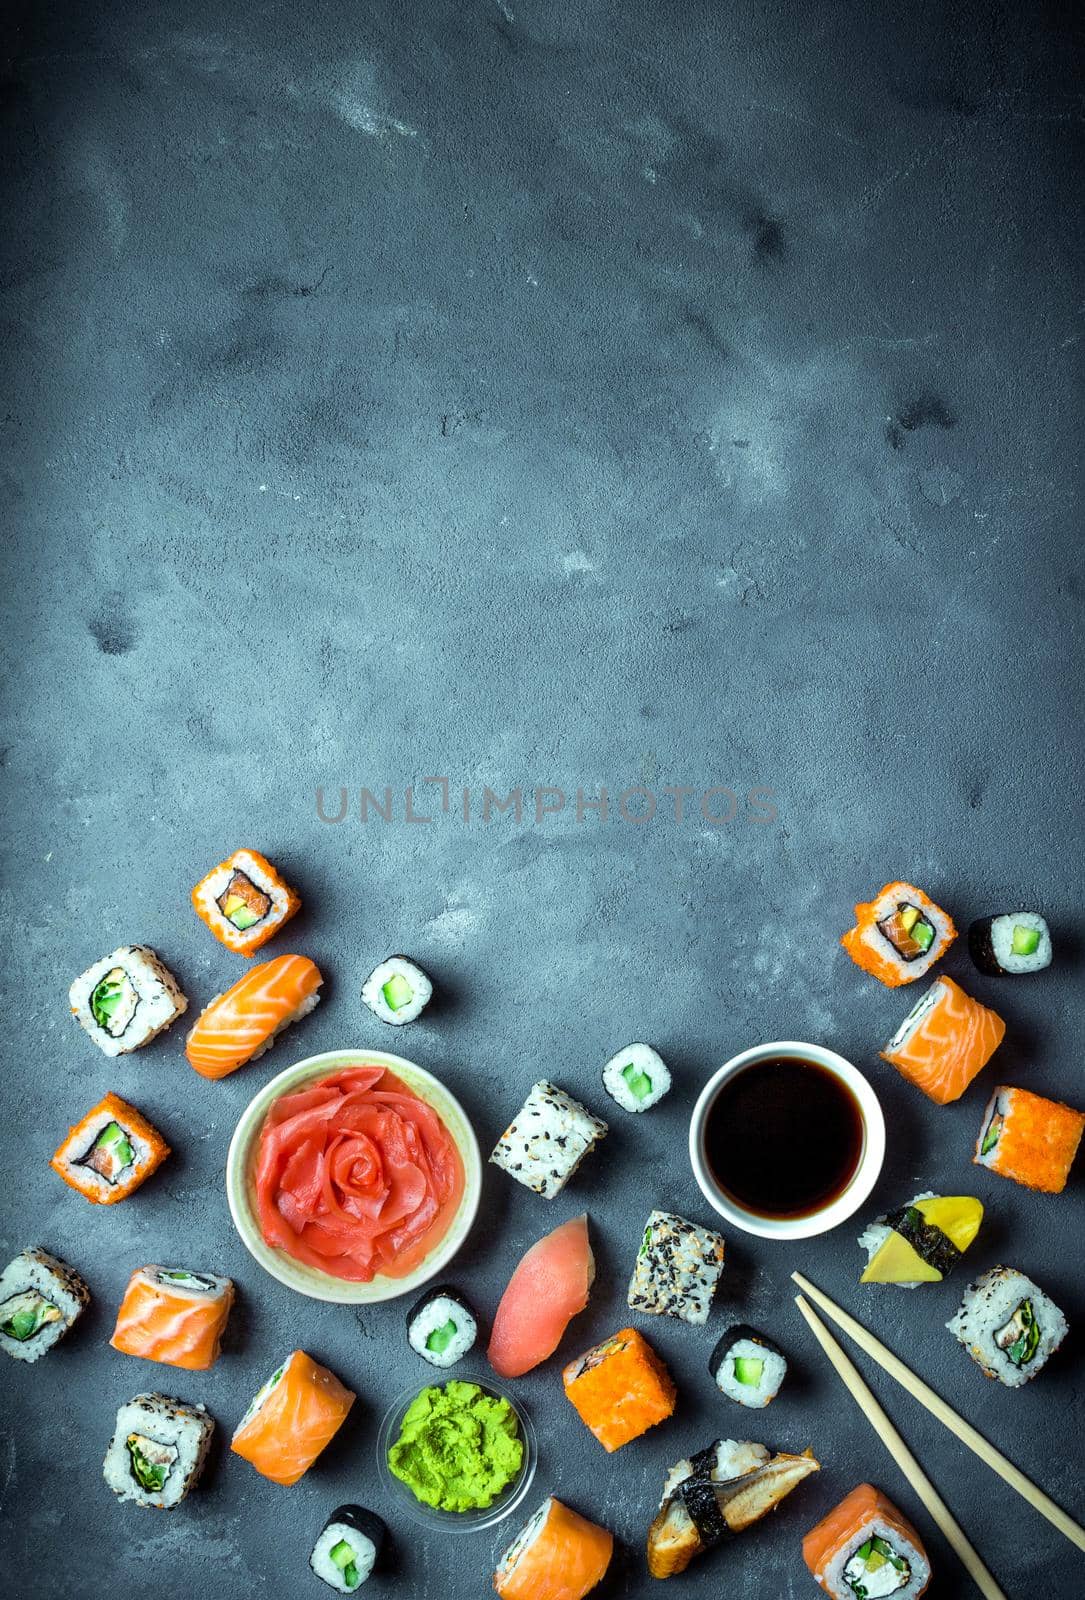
left=842, top=882, right=956, bottom=987
left=969, top=912, right=1052, bottom=976
left=111, top=1266, right=235, bottom=1370
left=947, top=1266, right=1067, bottom=1387
left=102, top=1392, right=215, bottom=1509
left=50, top=1092, right=170, bottom=1204
left=858, top=1193, right=983, bottom=1285
left=494, top=1497, right=614, bottom=1600
left=803, top=1483, right=930, bottom=1599
left=406, top=1284, right=478, bottom=1368
left=231, top=1350, right=355, bottom=1485
left=0, top=1247, right=89, bottom=1363
left=974, top=1084, right=1084, bottom=1193
left=601, top=1042, right=671, bottom=1113
left=361, top=955, right=433, bottom=1025
left=490, top=1081, right=608, bottom=1199
left=562, top=1326, right=676, bottom=1452
left=69, top=946, right=188, bottom=1057
left=709, top=1325, right=787, bottom=1407
left=310, top=1506, right=385, bottom=1592
left=627, top=1210, right=726, bottom=1325
left=191, top=848, right=301, bottom=956
left=879, top=976, right=1004, bottom=1104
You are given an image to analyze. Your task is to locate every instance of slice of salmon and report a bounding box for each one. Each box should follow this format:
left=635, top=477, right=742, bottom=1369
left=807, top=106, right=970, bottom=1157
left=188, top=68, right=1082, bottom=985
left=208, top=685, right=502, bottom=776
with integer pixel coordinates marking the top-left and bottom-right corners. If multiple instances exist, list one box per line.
left=494, top=1496, right=613, bottom=1600
left=185, top=954, right=323, bottom=1079
left=488, top=1215, right=594, bottom=1379
left=803, top=1483, right=928, bottom=1594
left=231, top=1349, right=354, bottom=1485
left=881, top=975, right=1005, bottom=1104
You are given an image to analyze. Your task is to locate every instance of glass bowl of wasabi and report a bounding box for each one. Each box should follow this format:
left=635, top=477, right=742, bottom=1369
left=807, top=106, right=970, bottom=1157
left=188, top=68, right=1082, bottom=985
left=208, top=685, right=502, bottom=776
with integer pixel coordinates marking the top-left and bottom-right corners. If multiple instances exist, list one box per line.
left=376, top=1375, right=537, bottom=1533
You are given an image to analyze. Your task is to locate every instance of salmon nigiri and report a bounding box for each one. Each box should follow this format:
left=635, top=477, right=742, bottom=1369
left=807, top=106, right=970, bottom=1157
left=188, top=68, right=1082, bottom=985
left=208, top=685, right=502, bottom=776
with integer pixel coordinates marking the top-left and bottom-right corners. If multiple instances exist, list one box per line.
left=880, top=975, right=1004, bottom=1104
left=488, top=1214, right=594, bottom=1379
left=185, top=954, right=323, bottom=1079
left=494, top=1496, right=613, bottom=1600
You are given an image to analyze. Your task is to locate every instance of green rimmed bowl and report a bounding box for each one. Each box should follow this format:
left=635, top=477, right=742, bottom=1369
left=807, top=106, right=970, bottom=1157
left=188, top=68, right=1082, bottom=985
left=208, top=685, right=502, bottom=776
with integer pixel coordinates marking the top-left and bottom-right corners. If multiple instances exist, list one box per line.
left=225, top=1048, right=483, bottom=1303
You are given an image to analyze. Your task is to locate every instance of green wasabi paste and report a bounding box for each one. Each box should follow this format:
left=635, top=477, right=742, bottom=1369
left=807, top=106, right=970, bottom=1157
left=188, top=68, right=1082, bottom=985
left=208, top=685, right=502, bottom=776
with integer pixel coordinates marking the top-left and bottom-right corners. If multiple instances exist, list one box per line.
left=387, top=1380, right=522, bottom=1512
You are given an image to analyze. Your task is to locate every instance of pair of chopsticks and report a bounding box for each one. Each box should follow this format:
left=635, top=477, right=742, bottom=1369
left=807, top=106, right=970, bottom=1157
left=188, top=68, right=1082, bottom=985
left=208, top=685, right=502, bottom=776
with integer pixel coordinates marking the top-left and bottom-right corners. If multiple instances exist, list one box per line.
left=792, top=1272, right=1085, bottom=1600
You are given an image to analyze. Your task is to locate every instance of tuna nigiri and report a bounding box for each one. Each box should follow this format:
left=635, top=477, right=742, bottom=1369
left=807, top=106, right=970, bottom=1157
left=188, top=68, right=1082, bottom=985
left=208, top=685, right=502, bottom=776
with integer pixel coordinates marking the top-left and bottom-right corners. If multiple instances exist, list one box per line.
left=880, top=976, right=1004, bottom=1104
left=488, top=1214, right=594, bottom=1379
left=185, top=954, right=323, bottom=1079
left=494, top=1496, right=613, bottom=1600
left=110, top=1266, right=234, bottom=1371
left=231, top=1349, right=354, bottom=1485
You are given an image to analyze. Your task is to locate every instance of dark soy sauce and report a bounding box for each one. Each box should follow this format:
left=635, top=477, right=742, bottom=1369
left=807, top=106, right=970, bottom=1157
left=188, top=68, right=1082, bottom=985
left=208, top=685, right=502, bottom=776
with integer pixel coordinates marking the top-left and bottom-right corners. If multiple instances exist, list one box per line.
left=705, top=1058, right=865, bottom=1219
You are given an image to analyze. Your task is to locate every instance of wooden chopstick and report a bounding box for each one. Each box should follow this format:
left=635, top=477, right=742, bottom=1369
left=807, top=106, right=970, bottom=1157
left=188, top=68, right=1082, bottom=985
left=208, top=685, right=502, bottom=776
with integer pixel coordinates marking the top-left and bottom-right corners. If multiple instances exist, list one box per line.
left=794, top=1293, right=1007, bottom=1600
left=792, top=1270, right=1085, bottom=1555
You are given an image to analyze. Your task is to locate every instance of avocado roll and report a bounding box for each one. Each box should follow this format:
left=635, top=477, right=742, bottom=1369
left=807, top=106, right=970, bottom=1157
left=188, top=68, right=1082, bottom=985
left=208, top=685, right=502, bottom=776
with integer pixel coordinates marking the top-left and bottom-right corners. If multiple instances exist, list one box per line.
left=0, top=1247, right=89, bottom=1363
left=602, top=1042, right=672, bottom=1113
left=406, top=1284, right=478, bottom=1368
left=969, top=912, right=1052, bottom=975
left=310, top=1506, right=385, bottom=1591
left=361, top=954, right=433, bottom=1025
left=708, top=1326, right=787, bottom=1408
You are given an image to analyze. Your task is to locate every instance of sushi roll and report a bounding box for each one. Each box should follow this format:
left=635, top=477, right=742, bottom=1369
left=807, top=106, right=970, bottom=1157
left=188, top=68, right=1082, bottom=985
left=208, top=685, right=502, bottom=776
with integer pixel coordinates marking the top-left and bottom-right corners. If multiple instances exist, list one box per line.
left=562, top=1326, right=676, bottom=1452
left=102, top=1391, right=215, bottom=1509
left=880, top=976, right=1004, bottom=1104
left=361, top=954, right=433, bottom=1025
left=191, top=848, right=300, bottom=956
left=494, top=1497, right=614, bottom=1600
left=969, top=912, right=1052, bottom=976
left=858, top=1193, right=983, bottom=1285
left=627, top=1209, right=726, bottom=1325
left=185, top=953, right=323, bottom=1079
left=310, top=1506, right=385, bottom=1592
left=0, top=1247, right=89, bottom=1363
left=111, top=1266, right=235, bottom=1370
left=406, top=1284, right=478, bottom=1368
left=601, top=1042, right=671, bottom=1113
left=50, top=1092, right=169, bottom=1204
left=842, top=882, right=956, bottom=987
left=948, top=1267, right=1067, bottom=1386
left=231, top=1350, right=355, bottom=1485
left=490, top=1081, right=608, bottom=1199
left=709, top=1325, right=787, bottom=1407
left=69, top=945, right=188, bottom=1057
left=974, top=1084, right=1084, bottom=1193
left=803, top=1483, right=930, bottom=1598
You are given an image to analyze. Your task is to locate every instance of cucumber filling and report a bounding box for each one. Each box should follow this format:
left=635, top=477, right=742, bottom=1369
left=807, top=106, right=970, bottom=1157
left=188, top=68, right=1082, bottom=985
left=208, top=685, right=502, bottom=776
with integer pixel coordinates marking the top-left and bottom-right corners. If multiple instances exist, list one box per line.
left=382, top=972, right=414, bottom=1012
left=329, top=1539, right=361, bottom=1589
left=90, top=967, right=139, bottom=1038
left=1011, top=924, right=1041, bottom=957
left=733, top=1355, right=764, bottom=1387
left=621, top=1061, right=653, bottom=1101
left=425, top=1317, right=459, bottom=1355
left=155, top=1269, right=216, bottom=1293
left=877, top=903, right=936, bottom=962
left=126, top=1432, right=177, bottom=1493
left=80, top=1120, right=136, bottom=1184
left=980, top=1111, right=1003, bottom=1157
left=994, top=1298, right=1041, bottom=1367
left=844, top=1535, right=910, bottom=1599
left=0, top=1290, right=62, bottom=1343
left=216, top=869, right=272, bottom=932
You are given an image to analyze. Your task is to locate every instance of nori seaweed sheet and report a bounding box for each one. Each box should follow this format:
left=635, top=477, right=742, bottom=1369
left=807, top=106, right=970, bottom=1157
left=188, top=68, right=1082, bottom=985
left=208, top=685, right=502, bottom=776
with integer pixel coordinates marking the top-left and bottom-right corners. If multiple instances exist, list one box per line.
left=884, top=1204, right=962, bottom=1277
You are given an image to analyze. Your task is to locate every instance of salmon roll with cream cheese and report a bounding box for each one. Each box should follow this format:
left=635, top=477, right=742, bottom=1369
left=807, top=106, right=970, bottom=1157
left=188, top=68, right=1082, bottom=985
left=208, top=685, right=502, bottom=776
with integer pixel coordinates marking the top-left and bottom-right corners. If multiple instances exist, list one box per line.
left=111, top=1266, right=234, bottom=1370
left=232, top=1350, right=354, bottom=1485
left=880, top=976, right=1004, bottom=1104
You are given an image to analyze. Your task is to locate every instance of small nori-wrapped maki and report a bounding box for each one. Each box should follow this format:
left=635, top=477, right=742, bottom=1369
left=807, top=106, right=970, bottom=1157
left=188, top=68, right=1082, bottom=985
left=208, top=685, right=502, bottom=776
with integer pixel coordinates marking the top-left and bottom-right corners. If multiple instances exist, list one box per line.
left=969, top=913, right=1052, bottom=976
left=709, top=1325, right=787, bottom=1407
left=361, top=955, right=433, bottom=1024
left=310, top=1506, right=385, bottom=1591
left=406, top=1284, right=478, bottom=1368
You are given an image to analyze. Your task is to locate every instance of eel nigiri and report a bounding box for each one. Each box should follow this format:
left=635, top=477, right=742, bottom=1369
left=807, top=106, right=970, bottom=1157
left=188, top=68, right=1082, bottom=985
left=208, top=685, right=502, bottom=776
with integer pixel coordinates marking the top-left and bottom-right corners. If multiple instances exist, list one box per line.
left=110, top=1266, right=235, bottom=1370
left=231, top=1349, right=354, bottom=1485
left=494, top=1496, right=613, bottom=1600
left=488, top=1214, right=594, bottom=1379
left=185, top=954, right=323, bottom=1079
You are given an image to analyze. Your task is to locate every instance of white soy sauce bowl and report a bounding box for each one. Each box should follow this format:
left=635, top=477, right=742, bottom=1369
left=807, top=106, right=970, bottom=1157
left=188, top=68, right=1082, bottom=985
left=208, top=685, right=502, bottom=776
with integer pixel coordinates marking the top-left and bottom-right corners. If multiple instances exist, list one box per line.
left=688, top=1041, right=886, bottom=1241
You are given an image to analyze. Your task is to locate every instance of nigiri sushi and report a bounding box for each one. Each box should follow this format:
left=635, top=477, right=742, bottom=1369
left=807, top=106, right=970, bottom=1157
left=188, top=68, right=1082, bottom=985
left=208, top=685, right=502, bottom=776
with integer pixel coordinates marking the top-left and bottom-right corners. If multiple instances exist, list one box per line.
left=803, top=1483, right=930, bottom=1598
left=494, top=1496, right=613, bottom=1600
left=488, top=1214, right=594, bottom=1379
left=185, top=954, right=323, bottom=1079
left=880, top=976, right=1004, bottom=1104
left=111, top=1266, right=235, bottom=1370
left=231, top=1350, right=354, bottom=1485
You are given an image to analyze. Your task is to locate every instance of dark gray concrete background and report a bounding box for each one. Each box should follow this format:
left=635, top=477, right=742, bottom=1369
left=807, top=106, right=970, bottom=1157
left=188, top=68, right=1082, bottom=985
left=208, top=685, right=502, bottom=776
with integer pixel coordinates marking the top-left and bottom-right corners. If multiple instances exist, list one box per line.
left=1, top=0, right=1082, bottom=1595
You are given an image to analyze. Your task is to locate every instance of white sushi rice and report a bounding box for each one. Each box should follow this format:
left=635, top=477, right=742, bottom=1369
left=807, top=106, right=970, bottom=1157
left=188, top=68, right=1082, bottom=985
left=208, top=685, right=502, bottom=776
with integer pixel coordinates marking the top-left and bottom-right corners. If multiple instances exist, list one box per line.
left=983, top=912, right=1052, bottom=974
left=310, top=1521, right=380, bottom=1591
left=660, top=1440, right=769, bottom=1505
left=857, top=1191, right=936, bottom=1288
left=407, top=1291, right=477, bottom=1368
left=191, top=848, right=297, bottom=953
left=853, top=884, right=955, bottom=984
left=103, top=1392, right=214, bottom=1508
left=820, top=1514, right=930, bottom=1599
left=712, top=1338, right=787, bottom=1408
left=361, top=955, right=432, bottom=1025
left=884, top=984, right=944, bottom=1056
left=627, top=1210, right=726, bottom=1325
left=70, top=945, right=188, bottom=1057
left=52, top=1104, right=156, bottom=1198
left=947, top=1266, right=1067, bottom=1387
left=602, top=1042, right=671, bottom=1113
left=490, top=1081, right=609, bottom=1198
left=0, top=1248, right=89, bottom=1363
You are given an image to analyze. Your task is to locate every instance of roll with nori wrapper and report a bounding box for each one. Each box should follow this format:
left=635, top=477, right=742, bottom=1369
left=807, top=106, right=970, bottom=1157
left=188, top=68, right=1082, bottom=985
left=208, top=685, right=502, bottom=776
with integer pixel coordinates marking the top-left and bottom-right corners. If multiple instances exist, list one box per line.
left=969, top=913, right=1052, bottom=976
left=709, top=1325, right=787, bottom=1408
left=310, top=1505, right=385, bottom=1591
left=405, top=1284, right=478, bottom=1368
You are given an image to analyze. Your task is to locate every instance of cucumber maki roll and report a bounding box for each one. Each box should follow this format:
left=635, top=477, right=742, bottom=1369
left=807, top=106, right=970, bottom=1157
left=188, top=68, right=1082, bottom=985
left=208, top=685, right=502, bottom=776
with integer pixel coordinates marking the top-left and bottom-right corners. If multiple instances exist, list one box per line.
left=969, top=913, right=1052, bottom=975
left=709, top=1325, right=787, bottom=1408
left=602, top=1043, right=672, bottom=1113
left=310, top=1506, right=385, bottom=1591
left=361, top=955, right=433, bottom=1025
left=406, top=1285, right=478, bottom=1368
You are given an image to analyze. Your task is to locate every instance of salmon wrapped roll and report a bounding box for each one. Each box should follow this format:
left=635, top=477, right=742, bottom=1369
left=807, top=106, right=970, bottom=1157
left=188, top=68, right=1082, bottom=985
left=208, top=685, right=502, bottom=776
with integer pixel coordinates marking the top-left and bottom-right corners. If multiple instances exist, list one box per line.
left=880, top=976, right=1004, bottom=1104
left=185, top=954, right=323, bottom=1079
left=111, top=1266, right=235, bottom=1370
left=51, top=1093, right=169, bottom=1204
left=842, top=882, right=955, bottom=987
left=563, top=1327, right=676, bottom=1452
left=803, top=1483, right=930, bottom=1598
left=494, top=1496, right=613, bottom=1600
left=231, top=1349, right=354, bottom=1485
left=192, top=848, right=300, bottom=956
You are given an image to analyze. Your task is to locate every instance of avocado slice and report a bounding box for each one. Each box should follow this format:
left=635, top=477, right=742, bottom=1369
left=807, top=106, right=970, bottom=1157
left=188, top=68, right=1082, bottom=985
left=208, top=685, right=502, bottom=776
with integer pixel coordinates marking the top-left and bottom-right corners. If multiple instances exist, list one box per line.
left=733, top=1355, right=764, bottom=1386
left=1011, top=924, right=1041, bottom=957
left=621, top=1061, right=653, bottom=1101
left=382, top=972, right=414, bottom=1012
left=425, top=1317, right=458, bottom=1355
left=980, top=1114, right=1003, bottom=1157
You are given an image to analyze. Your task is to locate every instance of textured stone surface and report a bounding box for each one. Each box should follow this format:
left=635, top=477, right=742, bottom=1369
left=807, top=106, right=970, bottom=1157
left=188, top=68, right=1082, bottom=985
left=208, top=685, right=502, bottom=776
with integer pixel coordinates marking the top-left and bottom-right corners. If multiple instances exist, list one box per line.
left=1, top=1, right=1082, bottom=1595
